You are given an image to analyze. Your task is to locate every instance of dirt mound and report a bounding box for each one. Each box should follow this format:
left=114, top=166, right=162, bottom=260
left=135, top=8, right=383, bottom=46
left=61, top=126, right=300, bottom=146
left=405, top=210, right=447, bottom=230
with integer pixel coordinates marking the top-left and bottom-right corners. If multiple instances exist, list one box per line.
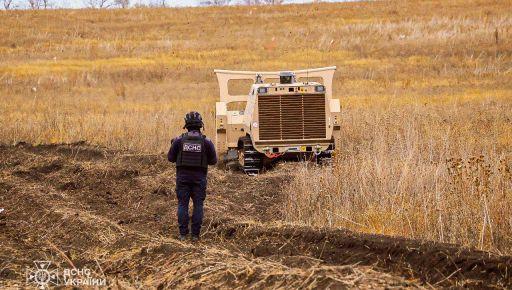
left=0, top=143, right=510, bottom=288
left=210, top=221, right=511, bottom=287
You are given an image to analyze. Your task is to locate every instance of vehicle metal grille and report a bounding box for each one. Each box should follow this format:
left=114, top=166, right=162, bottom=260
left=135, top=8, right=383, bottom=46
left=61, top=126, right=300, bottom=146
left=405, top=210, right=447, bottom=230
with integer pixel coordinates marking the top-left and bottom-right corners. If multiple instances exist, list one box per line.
left=258, top=94, right=326, bottom=140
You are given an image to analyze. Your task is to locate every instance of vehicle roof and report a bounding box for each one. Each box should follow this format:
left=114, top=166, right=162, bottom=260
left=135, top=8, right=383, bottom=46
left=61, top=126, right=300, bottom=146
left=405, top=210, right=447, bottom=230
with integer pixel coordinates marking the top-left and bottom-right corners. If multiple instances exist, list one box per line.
left=252, top=81, right=323, bottom=88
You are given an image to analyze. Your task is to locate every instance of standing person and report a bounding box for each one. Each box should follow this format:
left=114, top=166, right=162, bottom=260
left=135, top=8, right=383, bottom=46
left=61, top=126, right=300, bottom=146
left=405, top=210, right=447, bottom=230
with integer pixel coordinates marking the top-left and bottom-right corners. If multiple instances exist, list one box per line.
left=168, top=112, right=217, bottom=242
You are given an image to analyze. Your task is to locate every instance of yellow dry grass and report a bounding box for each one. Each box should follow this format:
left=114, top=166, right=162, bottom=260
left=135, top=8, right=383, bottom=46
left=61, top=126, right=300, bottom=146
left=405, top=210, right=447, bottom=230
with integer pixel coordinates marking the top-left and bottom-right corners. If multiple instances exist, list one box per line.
left=1, top=0, right=511, bottom=253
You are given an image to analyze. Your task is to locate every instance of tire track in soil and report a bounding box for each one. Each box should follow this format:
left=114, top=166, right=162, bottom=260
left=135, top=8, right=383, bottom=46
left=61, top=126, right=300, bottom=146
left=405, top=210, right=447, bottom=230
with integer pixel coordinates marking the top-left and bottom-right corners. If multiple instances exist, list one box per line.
left=0, top=143, right=510, bottom=288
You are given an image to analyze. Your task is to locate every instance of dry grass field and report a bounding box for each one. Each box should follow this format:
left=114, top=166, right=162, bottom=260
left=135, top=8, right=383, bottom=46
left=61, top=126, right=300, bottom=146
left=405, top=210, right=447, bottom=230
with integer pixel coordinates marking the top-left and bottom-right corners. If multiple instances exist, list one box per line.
left=1, top=0, right=512, bottom=285
left=1, top=1, right=510, bottom=152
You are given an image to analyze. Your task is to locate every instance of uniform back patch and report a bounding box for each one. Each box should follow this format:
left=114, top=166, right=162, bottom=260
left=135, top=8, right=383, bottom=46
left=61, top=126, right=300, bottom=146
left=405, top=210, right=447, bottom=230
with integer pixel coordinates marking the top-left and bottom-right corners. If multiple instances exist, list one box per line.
left=183, top=143, right=202, bottom=152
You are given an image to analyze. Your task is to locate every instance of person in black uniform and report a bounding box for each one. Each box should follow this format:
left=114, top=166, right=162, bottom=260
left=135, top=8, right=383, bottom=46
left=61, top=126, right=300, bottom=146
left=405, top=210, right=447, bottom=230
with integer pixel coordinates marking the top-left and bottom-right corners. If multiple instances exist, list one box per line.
left=168, top=112, right=217, bottom=241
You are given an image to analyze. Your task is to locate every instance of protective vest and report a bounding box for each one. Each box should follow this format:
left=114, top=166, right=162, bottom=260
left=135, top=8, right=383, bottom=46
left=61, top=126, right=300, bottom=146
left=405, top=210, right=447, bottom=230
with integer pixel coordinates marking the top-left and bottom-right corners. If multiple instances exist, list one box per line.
left=176, top=133, right=208, bottom=169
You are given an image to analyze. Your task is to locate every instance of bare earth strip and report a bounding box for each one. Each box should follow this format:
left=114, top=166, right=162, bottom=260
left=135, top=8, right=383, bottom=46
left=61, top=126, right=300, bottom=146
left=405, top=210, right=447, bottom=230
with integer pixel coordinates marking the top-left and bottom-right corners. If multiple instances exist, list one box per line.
left=0, top=143, right=510, bottom=288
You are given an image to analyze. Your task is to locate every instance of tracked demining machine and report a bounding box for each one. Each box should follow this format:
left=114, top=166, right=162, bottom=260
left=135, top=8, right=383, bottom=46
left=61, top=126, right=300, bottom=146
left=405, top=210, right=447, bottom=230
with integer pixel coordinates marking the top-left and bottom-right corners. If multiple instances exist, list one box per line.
left=214, top=66, right=341, bottom=175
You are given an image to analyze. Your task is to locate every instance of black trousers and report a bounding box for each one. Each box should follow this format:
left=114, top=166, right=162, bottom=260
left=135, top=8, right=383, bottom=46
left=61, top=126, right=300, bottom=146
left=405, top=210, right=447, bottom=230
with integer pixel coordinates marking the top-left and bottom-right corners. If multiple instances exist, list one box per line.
left=176, top=178, right=207, bottom=236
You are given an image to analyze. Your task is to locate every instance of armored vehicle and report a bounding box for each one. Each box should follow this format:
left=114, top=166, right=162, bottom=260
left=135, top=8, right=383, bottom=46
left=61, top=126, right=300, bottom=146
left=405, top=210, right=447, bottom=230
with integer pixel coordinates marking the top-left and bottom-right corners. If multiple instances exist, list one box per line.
left=214, top=66, right=341, bottom=175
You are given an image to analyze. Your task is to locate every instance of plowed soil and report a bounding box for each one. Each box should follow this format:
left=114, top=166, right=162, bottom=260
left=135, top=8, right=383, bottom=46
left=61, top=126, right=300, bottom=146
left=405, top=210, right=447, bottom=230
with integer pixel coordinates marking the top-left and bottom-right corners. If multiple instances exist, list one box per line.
left=0, top=143, right=511, bottom=288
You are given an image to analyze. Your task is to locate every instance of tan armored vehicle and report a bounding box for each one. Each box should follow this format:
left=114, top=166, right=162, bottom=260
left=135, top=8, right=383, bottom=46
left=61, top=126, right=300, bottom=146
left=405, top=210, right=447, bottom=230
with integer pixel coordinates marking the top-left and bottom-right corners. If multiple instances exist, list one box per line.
left=214, top=66, right=341, bottom=174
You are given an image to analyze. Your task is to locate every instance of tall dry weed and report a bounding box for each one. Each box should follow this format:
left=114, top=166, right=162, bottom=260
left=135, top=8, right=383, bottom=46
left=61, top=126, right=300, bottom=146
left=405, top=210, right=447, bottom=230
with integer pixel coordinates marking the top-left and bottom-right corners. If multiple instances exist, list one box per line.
left=284, top=102, right=512, bottom=254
